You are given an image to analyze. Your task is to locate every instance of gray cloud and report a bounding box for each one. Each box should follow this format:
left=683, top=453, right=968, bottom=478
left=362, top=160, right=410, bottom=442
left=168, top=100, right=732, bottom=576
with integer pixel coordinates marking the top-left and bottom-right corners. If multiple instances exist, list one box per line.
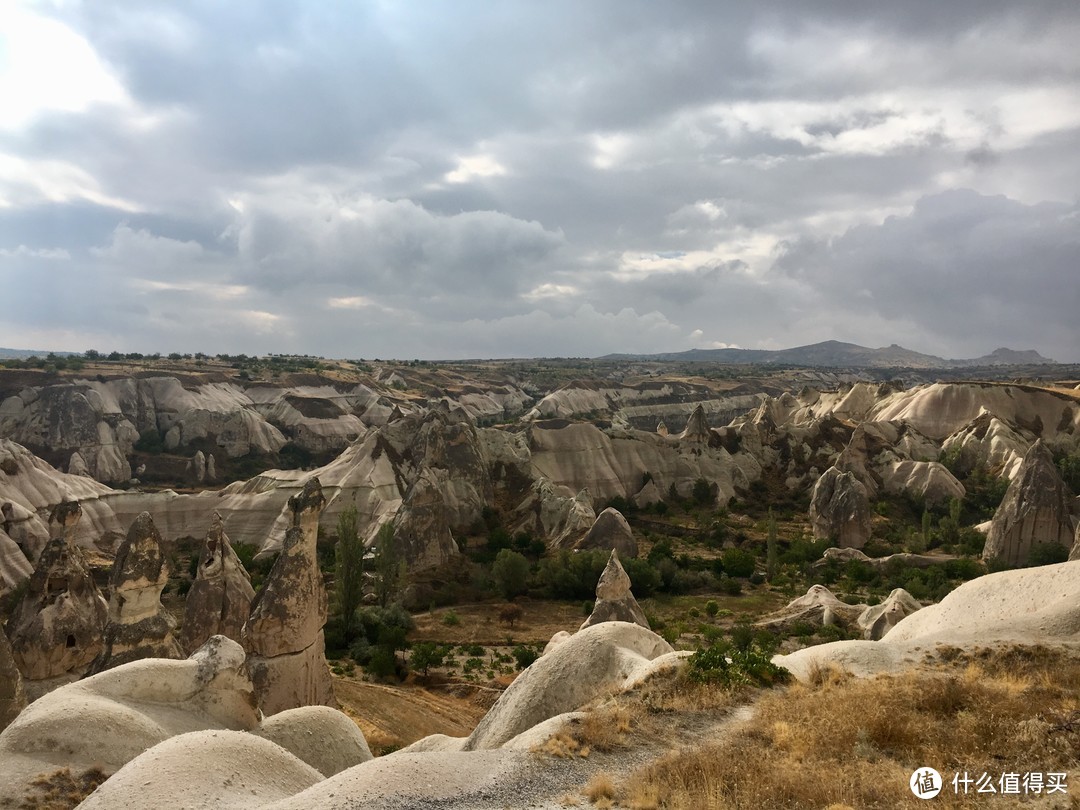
left=1, top=1, right=1078, bottom=360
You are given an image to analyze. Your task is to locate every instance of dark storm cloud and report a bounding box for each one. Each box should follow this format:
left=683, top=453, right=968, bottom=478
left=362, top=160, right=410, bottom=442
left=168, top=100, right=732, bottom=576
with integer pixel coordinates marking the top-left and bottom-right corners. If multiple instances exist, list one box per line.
left=773, top=190, right=1080, bottom=360
left=2, top=1, right=1079, bottom=359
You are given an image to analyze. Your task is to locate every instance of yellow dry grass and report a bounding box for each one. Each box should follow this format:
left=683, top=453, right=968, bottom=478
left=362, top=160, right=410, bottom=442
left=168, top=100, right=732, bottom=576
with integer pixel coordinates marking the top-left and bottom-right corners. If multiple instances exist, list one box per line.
left=622, top=645, right=1080, bottom=809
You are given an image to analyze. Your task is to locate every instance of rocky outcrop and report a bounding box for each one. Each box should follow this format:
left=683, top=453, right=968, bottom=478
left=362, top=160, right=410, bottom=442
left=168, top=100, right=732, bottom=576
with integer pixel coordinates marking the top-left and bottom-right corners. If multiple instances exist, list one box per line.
left=857, top=588, right=922, bottom=640
left=180, top=512, right=255, bottom=653
left=678, top=404, right=713, bottom=443
left=92, top=512, right=183, bottom=672
left=809, top=466, right=872, bottom=549
left=580, top=550, right=650, bottom=630
left=0, top=629, right=25, bottom=731
left=242, top=478, right=335, bottom=715
left=0, top=525, right=31, bottom=595
left=574, top=507, right=638, bottom=558
left=982, top=440, right=1075, bottom=566
left=755, top=584, right=865, bottom=633
left=510, top=478, right=596, bottom=550
left=391, top=470, right=460, bottom=570
left=5, top=501, right=107, bottom=687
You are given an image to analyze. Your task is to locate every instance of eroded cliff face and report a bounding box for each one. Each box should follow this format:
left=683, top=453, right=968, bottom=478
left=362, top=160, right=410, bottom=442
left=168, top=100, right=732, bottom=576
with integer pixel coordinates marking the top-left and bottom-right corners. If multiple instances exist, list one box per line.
left=2, top=379, right=1078, bottom=580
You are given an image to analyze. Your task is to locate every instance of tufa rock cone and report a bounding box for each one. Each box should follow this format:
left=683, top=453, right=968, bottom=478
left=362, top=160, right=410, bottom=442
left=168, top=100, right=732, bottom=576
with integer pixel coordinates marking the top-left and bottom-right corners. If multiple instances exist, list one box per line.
left=242, top=477, right=335, bottom=715
left=91, top=511, right=183, bottom=673
left=5, top=501, right=108, bottom=686
left=180, top=512, right=255, bottom=654
left=580, top=550, right=650, bottom=630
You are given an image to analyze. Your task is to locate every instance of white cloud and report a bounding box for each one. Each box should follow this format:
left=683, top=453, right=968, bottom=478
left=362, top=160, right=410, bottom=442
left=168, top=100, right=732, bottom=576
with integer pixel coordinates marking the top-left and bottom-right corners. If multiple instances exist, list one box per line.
left=0, top=3, right=129, bottom=130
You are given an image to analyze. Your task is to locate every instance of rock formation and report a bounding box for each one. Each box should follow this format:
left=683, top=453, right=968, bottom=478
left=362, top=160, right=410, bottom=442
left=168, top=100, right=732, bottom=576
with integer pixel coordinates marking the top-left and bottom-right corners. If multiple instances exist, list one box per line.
left=580, top=550, right=650, bottom=630
left=677, top=404, right=713, bottom=443
left=809, top=466, right=872, bottom=549
left=574, top=507, right=638, bottom=558
left=242, top=478, right=335, bottom=715
left=92, top=512, right=183, bottom=672
left=0, top=525, right=31, bottom=595
left=755, top=584, right=865, bottom=633
left=5, top=501, right=107, bottom=689
left=982, top=440, right=1075, bottom=566
left=180, top=512, right=256, bottom=653
left=192, top=450, right=207, bottom=483
left=206, top=453, right=217, bottom=482
left=0, top=629, right=25, bottom=731
left=857, top=588, right=922, bottom=640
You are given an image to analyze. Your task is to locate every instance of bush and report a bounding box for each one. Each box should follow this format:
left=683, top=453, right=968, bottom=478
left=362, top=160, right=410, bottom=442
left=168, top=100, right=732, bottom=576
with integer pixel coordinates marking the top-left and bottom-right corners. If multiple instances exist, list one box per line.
left=1028, top=543, right=1070, bottom=567
left=622, top=558, right=662, bottom=596
left=687, top=640, right=790, bottom=688
left=718, top=575, right=742, bottom=596
left=705, top=600, right=720, bottom=617
left=134, top=429, right=165, bottom=454
left=442, top=609, right=461, bottom=626
left=512, top=644, right=540, bottom=670
left=492, top=549, right=530, bottom=599
left=410, top=642, right=449, bottom=677
left=720, top=548, right=756, bottom=579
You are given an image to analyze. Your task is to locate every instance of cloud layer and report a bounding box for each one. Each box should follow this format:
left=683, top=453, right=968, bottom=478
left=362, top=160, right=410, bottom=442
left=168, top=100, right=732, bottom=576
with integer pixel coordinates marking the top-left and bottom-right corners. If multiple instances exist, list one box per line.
left=0, top=1, right=1077, bottom=360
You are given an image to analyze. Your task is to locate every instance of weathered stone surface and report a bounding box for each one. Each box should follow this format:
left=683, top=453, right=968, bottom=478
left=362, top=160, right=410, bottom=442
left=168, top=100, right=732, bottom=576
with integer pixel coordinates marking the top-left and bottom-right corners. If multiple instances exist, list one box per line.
left=0, top=628, right=25, bottom=731
left=242, top=478, right=334, bottom=714
left=678, top=404, right=712, bottom=443
left=580, top=550, right=650, bottom=630
left=0, top=635, right=262, bottom=807
left=574, top=507, right=638, bottom=558
left=857, top=588, right=922, bottom=640
left=92, top=512, right=183, bottom=672
left=245, top=632, right=336, bottom=717
left=755, top=584, right=865, bottom=633
left=809, top=466, right=872, bottom=549
left=5, top=501, right=107, bottom=682
left=180, top=512, right=255, bottom=653
left=192, top=450, right=207, bottom=483
left=511, top=478, right=596, bottom=551
left=0, top=527, right=31, bottom=595
left=983, top=440, right=1075, bottom=566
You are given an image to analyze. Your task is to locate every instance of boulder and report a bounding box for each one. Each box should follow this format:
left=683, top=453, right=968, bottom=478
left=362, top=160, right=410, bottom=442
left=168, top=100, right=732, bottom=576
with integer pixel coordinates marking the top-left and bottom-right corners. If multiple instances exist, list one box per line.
left=193, top=450, right=207, bottom=483
left=180, top=512, right=256, bottom=653
left=574, top=507, right=638, bottom=558
left=982, top=440, right=1075, bottom=566
left=92, top=512, right=183, bottom=672
left=0, top=629, right=25, bottom=731
left=580, top=550, right=650, bottom=630
left=857, top=588, right=922, bottom=640
left=809, top=466, right=872, bottom=549
left=756, top=584, right=865, bottom=633
left=242, top=478, right=335, bottom=715
left=5, top=501, right=108, bottom=684
left=255, top=705, right=372, bottom=777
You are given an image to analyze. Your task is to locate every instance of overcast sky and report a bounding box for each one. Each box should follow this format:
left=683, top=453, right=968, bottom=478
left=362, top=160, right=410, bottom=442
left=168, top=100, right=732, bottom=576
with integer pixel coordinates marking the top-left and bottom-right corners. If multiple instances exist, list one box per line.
left=1, top=2, right=1078, bottom=361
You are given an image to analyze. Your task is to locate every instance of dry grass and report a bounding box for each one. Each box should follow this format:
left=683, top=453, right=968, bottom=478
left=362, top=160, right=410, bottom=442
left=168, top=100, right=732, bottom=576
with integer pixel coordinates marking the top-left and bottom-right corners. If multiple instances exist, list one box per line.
left=584, top=773, right=617, bottom=807
left=18, top=766, right=109, bottom=809
left=622, top=645, right=1080, bottom=809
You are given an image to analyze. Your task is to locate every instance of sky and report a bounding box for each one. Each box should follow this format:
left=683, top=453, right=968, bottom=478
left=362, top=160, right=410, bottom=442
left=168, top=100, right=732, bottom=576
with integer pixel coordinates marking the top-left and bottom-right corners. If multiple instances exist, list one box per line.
left=1, top=1, right=1078, bottom=361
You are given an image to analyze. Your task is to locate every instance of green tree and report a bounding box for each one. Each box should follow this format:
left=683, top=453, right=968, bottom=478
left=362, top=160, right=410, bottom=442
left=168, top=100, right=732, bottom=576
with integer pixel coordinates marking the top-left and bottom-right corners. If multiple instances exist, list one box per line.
left=374, top=522, right=403, bottom=608
left=410, top=642, right=449, bottom=678
left=492, top=549, right=530, bottom=600
left=335, top=506, right=364, bottom=638
left=766, top=509, right=779, bottom=582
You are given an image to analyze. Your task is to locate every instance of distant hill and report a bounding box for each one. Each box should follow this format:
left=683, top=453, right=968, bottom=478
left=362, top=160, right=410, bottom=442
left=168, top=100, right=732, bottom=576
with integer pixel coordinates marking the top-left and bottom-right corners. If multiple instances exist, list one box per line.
left=598, top=340, right=1057, bottom=369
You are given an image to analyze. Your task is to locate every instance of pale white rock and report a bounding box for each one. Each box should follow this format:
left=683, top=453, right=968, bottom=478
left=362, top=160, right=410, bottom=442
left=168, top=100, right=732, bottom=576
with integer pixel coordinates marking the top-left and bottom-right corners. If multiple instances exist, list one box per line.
left=756, top=584, right=865, bottom=632
left=983, top=440, right=1075, bottom=566
left=463, top=621, right=672, bottom=750
left=0, top=628, right=25, bottom=731
left=857, top=588, right=922, bottom=640
left=573, top=507, right=638, bottom=557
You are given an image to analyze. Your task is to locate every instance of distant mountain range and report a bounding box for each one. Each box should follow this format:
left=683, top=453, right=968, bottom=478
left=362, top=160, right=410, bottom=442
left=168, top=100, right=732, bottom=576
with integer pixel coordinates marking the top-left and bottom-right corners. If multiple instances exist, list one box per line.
left=598, top=341, right=1056, bottom=369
